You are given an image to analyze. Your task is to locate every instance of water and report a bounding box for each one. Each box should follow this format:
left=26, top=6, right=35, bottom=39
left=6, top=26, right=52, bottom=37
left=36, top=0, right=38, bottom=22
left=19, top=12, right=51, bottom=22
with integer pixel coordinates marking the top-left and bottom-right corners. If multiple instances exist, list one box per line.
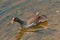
left=0, top=0, right=60, bottom=40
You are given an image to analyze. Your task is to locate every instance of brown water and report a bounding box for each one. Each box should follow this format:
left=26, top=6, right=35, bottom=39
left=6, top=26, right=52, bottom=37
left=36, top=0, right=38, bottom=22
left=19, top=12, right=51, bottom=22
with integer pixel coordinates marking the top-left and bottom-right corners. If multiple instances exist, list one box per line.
left=0, top=0, right=60, bottom=40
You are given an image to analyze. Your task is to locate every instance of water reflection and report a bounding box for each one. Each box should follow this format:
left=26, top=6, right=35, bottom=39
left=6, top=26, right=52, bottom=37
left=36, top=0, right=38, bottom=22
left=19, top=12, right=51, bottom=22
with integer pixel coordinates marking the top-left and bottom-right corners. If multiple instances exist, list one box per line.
left=15, top=21, right=49, bottom=40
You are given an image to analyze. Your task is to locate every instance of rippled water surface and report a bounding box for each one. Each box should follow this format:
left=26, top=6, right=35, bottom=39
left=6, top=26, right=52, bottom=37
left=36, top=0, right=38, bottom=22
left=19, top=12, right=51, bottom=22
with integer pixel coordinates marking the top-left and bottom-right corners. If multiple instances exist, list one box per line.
left=0, top=0, right=60, bottom=40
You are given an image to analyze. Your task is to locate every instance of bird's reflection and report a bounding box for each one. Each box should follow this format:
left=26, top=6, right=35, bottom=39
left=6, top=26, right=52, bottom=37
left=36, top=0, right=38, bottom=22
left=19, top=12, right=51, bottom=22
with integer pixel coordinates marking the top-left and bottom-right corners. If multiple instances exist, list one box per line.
left=15, top=21, right=48, bottom=40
